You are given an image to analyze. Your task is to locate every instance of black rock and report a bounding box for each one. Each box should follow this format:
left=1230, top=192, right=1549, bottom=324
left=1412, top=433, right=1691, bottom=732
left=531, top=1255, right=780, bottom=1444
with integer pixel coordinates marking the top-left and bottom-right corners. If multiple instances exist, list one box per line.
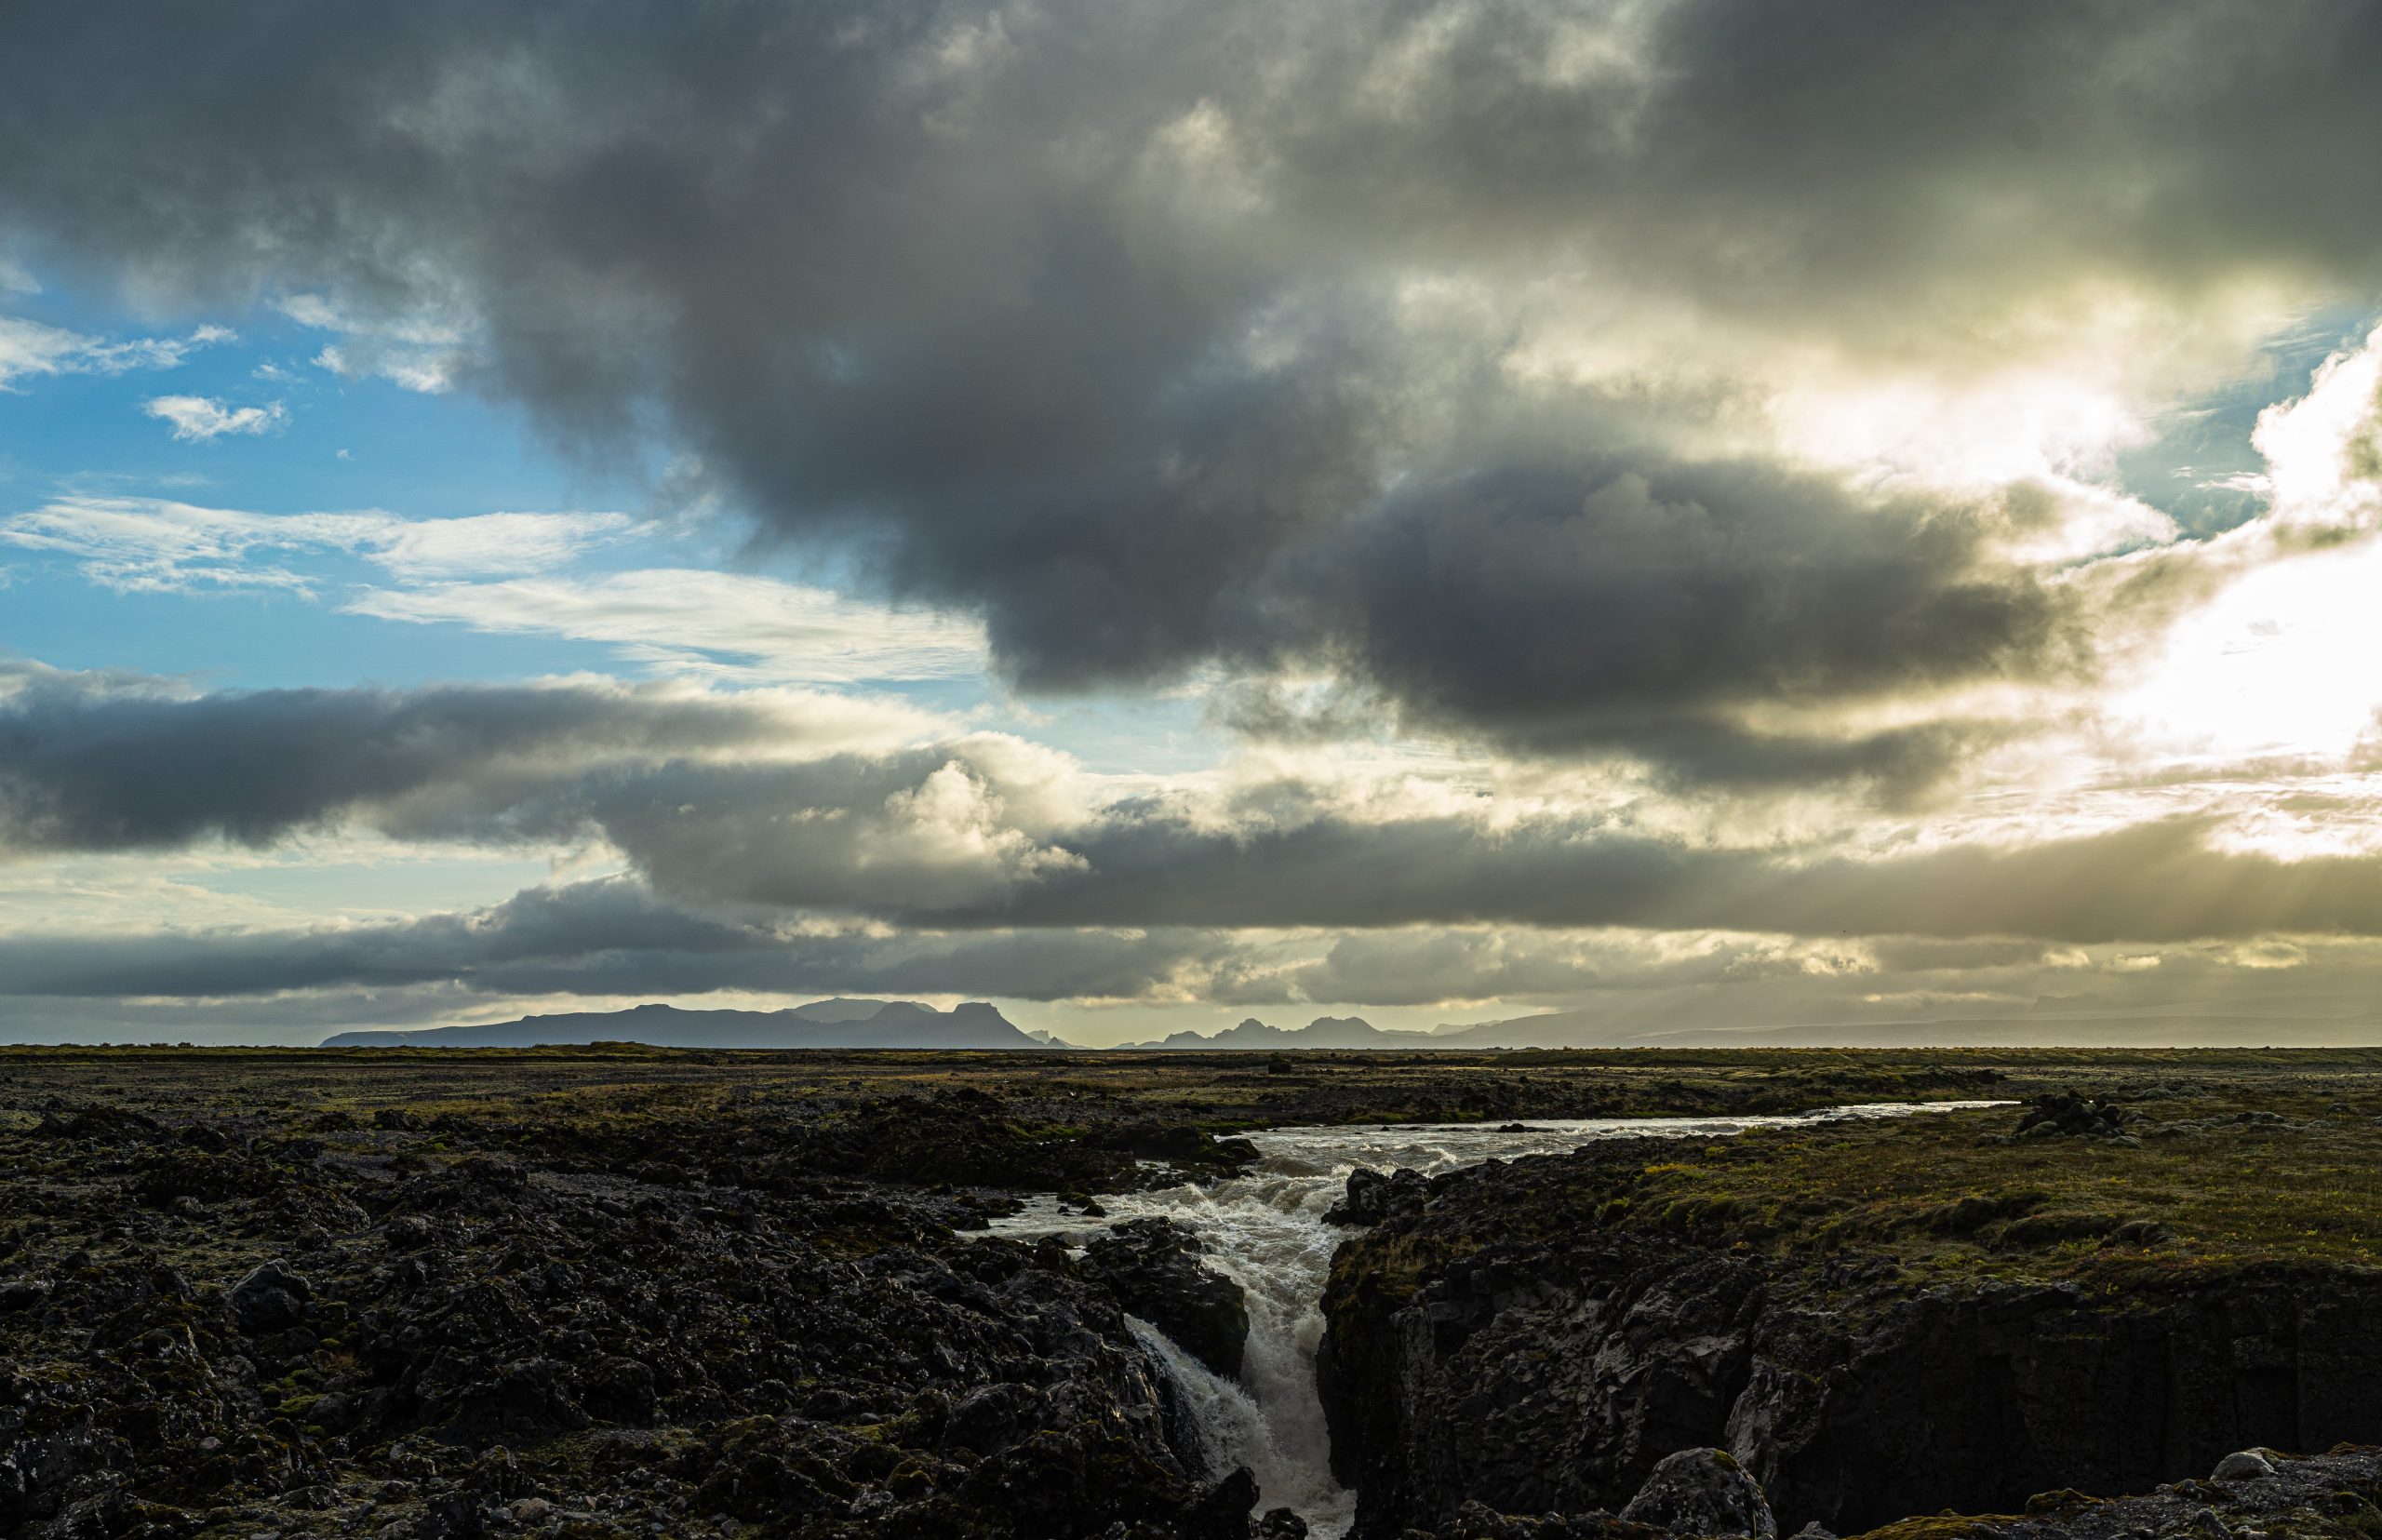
left=435, top=1359, right=590, bottom=1442
left=1620, top=1448, right=1777, bottom=1538
left=1081, top=1217, right=1250, bottom=1378
left=2013, top=1093, right=2129, bottom=1141
left=1182, top=1466, right=1260, bottom=1538
left=0, top=1278, right=50, bottom=1312
left=227, top=1258, right=311, bottom=1334
left=1325, top=1166, right=1426, bottom=1226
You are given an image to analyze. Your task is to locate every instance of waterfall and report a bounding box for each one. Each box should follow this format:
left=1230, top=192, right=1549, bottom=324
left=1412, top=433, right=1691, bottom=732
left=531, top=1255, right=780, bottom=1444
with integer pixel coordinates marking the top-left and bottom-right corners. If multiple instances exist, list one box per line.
left=993, top=1100, right=2004, bottom=1538
left=1129, top=1315, right=1349, bottom=1524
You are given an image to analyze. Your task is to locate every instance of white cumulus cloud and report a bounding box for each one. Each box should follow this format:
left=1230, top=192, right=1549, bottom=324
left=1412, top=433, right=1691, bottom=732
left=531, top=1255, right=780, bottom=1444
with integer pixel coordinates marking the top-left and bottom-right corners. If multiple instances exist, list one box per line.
left=141, top=395, right=288, bottom=441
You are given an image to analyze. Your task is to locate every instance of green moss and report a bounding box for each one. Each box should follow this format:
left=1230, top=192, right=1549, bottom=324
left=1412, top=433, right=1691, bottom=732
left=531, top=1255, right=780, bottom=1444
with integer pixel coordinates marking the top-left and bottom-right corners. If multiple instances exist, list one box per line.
left=1852, top=1516, right=2026, bottom=1540
left=2024, top=1489, right=2102, bottom=1513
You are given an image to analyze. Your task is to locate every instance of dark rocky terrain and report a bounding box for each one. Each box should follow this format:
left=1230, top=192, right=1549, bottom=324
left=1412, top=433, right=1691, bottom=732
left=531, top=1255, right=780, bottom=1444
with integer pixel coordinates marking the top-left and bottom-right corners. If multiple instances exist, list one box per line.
left=3, top=1092, right=1266, bottom=1539
left=1318, top=1080, right=2382, bottom=1538
left=1372, top=1444, right=2382, bottom=1540
left=8, top=1047, right=2382, bottom=1539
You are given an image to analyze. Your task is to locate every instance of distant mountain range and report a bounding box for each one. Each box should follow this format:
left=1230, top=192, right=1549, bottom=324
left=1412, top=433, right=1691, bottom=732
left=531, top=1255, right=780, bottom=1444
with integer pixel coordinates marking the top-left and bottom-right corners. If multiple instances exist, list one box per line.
left=1110, top=1008, right=2381, bottom=1051
left=319, top=999, right=1042, bottom=1050
left=322, top=999, right=2356, bottom=1053
left=1117, top=1015, right=1450, bottom=1050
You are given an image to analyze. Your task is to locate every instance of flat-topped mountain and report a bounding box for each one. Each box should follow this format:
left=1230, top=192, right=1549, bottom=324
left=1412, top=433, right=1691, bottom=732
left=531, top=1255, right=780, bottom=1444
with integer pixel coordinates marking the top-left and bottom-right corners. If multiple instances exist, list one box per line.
left=319, top=998, right=1041, bottom=1050
left=1123, top=1014, right=1446, bottom=1050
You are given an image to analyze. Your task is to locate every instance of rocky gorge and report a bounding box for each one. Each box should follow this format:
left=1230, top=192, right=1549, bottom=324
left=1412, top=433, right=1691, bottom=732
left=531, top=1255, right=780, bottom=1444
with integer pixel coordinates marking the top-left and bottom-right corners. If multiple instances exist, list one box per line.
left=1317, top=1091, right=2382, bottom=1538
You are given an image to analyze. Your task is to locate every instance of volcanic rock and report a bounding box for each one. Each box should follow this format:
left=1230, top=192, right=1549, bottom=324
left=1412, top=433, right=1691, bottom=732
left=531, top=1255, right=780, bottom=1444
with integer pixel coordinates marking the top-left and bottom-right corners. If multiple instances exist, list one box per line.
left=1080, top=1217, right=1251, bottom=1378
left=1619, top=1448, right=1776, bottom=1538
left=1325, top=1167, right=1426, bottom=1226
left=227, top=1259, right=310, bottom=1334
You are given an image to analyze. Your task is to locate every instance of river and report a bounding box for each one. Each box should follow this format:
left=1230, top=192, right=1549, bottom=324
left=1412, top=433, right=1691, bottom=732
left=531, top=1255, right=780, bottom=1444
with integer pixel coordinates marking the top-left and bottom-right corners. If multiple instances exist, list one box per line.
left=988, top=1100, right=2005, bottom=1538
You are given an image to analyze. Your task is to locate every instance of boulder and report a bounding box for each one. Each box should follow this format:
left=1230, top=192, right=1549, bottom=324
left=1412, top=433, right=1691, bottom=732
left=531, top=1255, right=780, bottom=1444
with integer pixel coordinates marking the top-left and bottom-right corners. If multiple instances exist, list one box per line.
left=2013, top=1094, right=2129, bottom=1141
left=1324, top=1166, right=1426, bottom=1226
left=1620, top=1448, right=1779, bottom=1539
left=2211, top=1450, right=2274, bottom=1482
left=1181, top=1466, right=1260, bottom=1539
left=1079, top=1217, right=1250, bottom=1379
left=227, top=1259, right=310, bottom=1334
left=0, top=1278, right=50, bottom=1312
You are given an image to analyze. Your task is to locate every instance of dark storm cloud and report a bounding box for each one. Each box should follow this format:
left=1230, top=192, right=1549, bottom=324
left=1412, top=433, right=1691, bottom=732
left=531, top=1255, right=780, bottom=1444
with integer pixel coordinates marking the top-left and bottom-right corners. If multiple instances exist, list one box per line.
left=0, top=666, right=850, bottom=854
left=12, top=674, right=2382, bottom=945
left=402, top=773, right=2382, bottom=947
left=1244, top=1, right=2382, bottom=329
left=1265, top=928, right=1854, bottom=1009
left=984, top=808, right=2382, bottom=944
left=7, top=859, right=2380, bottom=1024
left=8, top=1, right=2374, bottom=770
left=1269, top=462, right=2078, bottom=767
left=0, top=877, right=1238, bottom=1004
left=457, top=742, right=2382, bottom=945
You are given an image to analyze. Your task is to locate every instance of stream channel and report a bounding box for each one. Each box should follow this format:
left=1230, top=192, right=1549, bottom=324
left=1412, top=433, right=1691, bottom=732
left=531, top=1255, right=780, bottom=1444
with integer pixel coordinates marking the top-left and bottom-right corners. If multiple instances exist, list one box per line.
left=988, top=1100, right=2005, bottom=1537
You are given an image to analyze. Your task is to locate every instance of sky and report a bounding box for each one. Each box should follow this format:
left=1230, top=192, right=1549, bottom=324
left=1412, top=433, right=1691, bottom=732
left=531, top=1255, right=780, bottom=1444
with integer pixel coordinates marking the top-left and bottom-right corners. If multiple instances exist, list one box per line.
left=9, top=1, right=2382, bottom=1046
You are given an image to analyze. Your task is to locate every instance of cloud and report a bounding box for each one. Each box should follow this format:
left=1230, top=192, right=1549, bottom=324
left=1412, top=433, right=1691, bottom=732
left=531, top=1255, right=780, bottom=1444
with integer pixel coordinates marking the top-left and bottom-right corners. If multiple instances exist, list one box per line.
left=12, top=0, right=2372, bottom=779
left=0, top=662, right=934, bottom=856
left=142, top=394, right=288, bottom=441
left=281, top=291, right=467, bottom=394
left=362, top=512, right=641, bottom=580
left=17, top=2, right=2382, bottom=1030
left=0, top=315, right=223, bottom=390
left=3, top=499, right=984, bottom=683
left=6, top=868, right=2381, bottom=1038
left=11, top=665, right=2382, bottom=949
left=0, top=876, right=1243, bottom=1007
left=0, top=496, right=636, bottom=594
left=347, top=569, right=986, bottom=683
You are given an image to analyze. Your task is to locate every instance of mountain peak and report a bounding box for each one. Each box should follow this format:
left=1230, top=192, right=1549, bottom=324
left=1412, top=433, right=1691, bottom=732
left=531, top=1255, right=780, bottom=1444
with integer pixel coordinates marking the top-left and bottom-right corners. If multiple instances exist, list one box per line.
left=1120, top=1013, right=1441, bottom=1050
left=320, top=999, right=1045, bottom=1051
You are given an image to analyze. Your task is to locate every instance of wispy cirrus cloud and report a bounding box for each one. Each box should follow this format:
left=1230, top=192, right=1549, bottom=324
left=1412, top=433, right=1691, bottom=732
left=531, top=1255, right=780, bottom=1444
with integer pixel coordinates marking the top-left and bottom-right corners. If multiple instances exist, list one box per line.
left=1, top=495, right=985, bottom=682
left=0, top=315, right=231, bottom=391
left=0, top=495, right=637, bottom=594
left=347, top=569, right=986, bottom=683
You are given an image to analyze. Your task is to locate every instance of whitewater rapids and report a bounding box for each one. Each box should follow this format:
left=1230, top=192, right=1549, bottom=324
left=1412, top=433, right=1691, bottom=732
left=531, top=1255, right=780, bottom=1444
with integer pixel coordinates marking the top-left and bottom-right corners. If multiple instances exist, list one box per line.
left=988, top=1101, right=2003, bottom=1538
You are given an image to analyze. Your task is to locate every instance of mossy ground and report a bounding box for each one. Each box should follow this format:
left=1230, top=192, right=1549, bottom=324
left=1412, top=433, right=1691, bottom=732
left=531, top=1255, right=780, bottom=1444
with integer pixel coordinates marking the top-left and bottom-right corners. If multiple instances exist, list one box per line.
left=1533, top=1081, right=2382, bottom=1292
left=1327, top=1056, right=2382, bottom=1326
left=0, top=1039, right=2031, bottom=1138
